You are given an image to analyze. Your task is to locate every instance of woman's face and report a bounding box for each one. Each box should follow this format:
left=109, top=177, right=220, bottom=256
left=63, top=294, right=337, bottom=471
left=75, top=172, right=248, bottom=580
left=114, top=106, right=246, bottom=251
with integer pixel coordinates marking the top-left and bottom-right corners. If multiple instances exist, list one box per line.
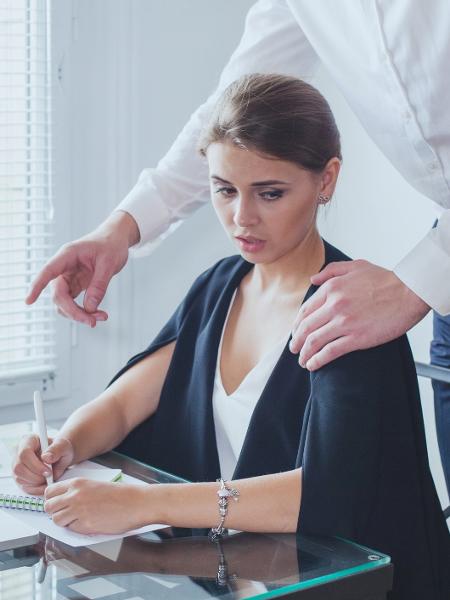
left=206, top=141, right=338, bottom=265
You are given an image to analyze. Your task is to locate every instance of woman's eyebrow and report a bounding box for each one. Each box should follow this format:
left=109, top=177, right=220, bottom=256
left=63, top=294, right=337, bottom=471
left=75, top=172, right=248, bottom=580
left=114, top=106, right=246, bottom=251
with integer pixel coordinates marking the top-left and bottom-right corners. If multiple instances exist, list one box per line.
left=211, top=175, right=232, bottom=184
left=211, top=175, right=290, bottom=186
left=251, top=179, right=290, bottom=186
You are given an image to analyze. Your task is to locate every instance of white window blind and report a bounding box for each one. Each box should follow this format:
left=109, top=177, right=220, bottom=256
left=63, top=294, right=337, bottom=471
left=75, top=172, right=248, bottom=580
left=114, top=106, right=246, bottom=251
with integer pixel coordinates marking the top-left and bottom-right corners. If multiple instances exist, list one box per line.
left=0, top=0, right=55, bottom=380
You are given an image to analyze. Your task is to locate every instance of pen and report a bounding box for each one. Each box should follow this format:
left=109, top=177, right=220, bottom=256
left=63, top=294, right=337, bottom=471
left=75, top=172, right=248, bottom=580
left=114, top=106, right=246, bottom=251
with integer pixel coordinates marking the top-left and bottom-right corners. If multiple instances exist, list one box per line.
left=33, top=390, right=53, bottom=486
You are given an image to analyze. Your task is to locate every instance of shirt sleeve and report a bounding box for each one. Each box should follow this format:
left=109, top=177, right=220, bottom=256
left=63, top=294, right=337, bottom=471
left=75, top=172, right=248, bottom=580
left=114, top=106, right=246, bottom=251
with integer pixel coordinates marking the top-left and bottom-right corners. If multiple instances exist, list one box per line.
left=116, top=0, right=320, bottom=253
left=394, top=209, right=450, bottom=315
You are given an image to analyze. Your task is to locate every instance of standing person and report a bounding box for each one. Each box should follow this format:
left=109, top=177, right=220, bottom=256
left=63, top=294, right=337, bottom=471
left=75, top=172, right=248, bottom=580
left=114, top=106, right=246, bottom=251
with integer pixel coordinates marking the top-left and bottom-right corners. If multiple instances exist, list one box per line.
left=26, top=2, right=450, bottom=496
left=15, top=74, right=450, bottom=600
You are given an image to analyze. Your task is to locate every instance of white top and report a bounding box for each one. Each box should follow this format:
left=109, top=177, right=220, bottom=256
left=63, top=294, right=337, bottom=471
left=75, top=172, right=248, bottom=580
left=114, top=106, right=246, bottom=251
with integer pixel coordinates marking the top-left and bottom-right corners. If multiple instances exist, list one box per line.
left=117, top=0, right=450, bottom=315
left=212, top=291, right=288, bottom=480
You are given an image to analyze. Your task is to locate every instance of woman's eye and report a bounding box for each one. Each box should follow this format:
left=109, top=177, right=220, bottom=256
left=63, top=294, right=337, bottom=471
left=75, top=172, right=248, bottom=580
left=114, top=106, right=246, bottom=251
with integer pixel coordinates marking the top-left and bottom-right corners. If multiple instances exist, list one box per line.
left=260, top=189, right=284, bottom=201
left=214, top=187, right=236, bottom=197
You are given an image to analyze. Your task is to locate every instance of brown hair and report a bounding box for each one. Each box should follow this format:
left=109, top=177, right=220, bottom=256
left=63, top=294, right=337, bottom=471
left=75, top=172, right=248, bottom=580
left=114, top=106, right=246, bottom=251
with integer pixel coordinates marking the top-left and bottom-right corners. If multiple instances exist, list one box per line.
left=199, top=73, right=341, bottom=172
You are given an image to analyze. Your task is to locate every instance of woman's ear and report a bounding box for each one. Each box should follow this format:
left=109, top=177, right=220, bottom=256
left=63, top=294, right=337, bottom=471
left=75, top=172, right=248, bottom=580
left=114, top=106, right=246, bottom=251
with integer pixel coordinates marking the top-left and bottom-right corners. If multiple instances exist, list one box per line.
left=319, top=157, right=341, bottom=199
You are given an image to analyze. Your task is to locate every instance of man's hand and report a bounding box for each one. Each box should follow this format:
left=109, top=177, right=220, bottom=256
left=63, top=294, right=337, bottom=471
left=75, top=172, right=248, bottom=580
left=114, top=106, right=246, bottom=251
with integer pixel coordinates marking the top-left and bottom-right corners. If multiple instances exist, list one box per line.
left=25, top=211, right=140, bottom=327
left=290, top=259, right=430, bottom=371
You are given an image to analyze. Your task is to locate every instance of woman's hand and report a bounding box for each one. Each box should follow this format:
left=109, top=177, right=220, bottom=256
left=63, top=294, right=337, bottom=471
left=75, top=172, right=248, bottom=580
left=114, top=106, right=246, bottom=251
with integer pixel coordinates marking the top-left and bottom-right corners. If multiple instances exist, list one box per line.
left=44, top=479, right=152, bottom=535
left=12, top=435, right=74, bottom=495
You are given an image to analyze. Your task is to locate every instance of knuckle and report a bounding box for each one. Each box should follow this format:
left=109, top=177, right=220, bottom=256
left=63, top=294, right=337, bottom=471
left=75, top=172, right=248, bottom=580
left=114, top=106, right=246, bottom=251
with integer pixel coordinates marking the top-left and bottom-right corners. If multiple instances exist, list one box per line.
left=331, top=294, right=347, bottom=312
left=306, top=332, right=320, bottom=354
left=18, top=448, right=30, bottom=462
left=325, top=278, right=338, bottom=294
left=12, top=463, right=23, bottom=478
left=52, top=513, right=62, bottom=525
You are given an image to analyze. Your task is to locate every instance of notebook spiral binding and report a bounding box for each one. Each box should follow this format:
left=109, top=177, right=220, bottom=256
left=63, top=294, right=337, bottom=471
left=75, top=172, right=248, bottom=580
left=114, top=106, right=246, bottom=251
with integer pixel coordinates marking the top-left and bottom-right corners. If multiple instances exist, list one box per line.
left=0, top=493, right=45, bottom=512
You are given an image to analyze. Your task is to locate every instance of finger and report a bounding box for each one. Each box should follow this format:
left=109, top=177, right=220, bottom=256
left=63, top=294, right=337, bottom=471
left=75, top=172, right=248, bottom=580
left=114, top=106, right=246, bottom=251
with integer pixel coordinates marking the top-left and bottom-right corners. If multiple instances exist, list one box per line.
left=15, top=439, right=50, bottom=476
left=53, top=278, right=97, bottom=327
left=291, top=288, right=327, bottom=337
left=44, top=493, right=70, bottom=516
left=41, top=438, right=71, bottom=465
left=84, top=259, right=113, bottom=313
left=25, top=252, right=73, bottom=305
left=55, top=290, right=107, bottom=327
left=310, top=261, right=354, bottom=286
left=305, top=336, right=355, bottom=371
left=290, top=304, right=333, bottom=355
left=50, top=508, right=77, bottom=528
left=297, top=321, right=343, bottom=367
left=20, top=483, right=47, bottom=496
left=13, top=463, right=48, bottom=485
left=45, top=481, right=71, bottom=500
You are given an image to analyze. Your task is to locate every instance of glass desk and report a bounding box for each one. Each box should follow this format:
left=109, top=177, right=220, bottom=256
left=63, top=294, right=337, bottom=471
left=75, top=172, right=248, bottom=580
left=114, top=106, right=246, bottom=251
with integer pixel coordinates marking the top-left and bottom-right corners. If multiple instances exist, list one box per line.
left=0, top=424, right=393, bottom=599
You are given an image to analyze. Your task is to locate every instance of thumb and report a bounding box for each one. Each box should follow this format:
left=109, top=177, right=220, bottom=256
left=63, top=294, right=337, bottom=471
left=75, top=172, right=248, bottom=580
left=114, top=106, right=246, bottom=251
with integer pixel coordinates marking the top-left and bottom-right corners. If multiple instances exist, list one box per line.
left=84, top=260, right=112, bottom=313
left=41, top=438, right=71, bottom=464
left=310, top=261, right=353, bottom=286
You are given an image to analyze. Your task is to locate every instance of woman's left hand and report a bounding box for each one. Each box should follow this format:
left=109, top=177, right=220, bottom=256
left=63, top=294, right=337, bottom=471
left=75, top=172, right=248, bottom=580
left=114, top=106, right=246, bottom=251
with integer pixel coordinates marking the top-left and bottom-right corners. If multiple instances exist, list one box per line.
left=44, top=478, right=150, bottom=535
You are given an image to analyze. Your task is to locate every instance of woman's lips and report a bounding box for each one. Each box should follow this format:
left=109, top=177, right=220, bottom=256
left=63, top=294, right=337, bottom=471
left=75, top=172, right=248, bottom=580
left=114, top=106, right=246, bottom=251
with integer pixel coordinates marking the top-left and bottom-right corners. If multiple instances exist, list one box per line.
left=235, top=236, right=266, bottom=253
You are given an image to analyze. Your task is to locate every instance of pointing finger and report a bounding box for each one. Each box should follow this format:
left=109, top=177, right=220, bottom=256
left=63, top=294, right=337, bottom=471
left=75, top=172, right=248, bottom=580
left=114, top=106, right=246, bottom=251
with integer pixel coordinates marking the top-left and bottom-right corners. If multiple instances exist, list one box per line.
left=25, top=251, right=73, bottom=305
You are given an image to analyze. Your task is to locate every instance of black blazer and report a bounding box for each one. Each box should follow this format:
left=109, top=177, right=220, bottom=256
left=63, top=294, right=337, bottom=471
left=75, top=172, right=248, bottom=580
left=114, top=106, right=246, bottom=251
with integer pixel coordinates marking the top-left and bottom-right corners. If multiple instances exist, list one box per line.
left=111, top=241, right=450, bottom=600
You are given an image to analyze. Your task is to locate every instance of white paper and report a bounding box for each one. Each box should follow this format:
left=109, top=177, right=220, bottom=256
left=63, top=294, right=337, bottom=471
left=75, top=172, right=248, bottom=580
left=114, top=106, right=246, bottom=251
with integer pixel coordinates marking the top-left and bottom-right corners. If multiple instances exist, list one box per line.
left=0, top=510, right=39, bottom=544
left=0, top=460, right=167, bottom=547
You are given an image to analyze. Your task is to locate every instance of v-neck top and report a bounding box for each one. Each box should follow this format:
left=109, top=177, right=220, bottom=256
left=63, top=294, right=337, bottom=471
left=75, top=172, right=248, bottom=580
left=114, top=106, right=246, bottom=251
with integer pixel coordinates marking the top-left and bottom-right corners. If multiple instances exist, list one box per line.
left=212, top=289, right=289, bottom=480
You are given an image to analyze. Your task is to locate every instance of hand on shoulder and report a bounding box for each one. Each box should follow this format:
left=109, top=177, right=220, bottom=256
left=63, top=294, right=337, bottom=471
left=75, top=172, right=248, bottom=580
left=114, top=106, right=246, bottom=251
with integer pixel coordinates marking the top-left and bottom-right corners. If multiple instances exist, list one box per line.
left=290, top=259, right=430, bottom=370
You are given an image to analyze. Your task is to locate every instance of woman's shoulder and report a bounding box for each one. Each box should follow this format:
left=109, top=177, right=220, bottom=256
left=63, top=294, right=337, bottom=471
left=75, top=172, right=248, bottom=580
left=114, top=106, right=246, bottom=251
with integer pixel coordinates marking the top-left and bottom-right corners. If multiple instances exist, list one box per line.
left=323, top=239, right=352, bottom=264
left=188, top=254, right=246, bottom=294
left=179, top=254, right=248, bottom=314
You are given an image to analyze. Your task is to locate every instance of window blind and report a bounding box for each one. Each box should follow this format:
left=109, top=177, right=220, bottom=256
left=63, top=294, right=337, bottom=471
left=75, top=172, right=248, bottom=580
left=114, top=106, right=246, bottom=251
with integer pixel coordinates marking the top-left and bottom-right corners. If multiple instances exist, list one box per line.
left=0, top=0, right=55, bottom=380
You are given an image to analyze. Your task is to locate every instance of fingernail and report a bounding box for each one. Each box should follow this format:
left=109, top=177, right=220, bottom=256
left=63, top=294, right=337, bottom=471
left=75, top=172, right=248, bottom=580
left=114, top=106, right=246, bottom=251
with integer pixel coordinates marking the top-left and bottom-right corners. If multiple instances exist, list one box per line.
left=42, top=452, right=52, bottom=460
left=43, top=470, right=51, bottom=477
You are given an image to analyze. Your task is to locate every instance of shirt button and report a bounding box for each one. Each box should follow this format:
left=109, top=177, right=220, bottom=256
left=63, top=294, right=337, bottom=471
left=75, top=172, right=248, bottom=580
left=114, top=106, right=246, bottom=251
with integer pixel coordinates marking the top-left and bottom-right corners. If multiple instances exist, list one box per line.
left=403, top=110, right=411, bottom=122
left=428, top=161, right=439, bottom=172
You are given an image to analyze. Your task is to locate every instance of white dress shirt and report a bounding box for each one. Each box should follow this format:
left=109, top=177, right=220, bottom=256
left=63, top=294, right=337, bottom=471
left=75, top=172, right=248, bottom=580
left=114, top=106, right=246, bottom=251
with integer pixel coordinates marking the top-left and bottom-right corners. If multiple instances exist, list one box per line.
left=118, top=0, right=450, bottom=314
left=212, top=291, right=288, bottom=481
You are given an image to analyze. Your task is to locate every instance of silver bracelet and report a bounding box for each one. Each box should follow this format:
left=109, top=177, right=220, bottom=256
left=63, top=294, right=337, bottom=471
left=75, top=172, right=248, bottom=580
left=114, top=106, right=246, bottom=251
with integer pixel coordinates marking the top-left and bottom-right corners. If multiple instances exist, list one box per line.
left=209, top=478, right=240, bottom=542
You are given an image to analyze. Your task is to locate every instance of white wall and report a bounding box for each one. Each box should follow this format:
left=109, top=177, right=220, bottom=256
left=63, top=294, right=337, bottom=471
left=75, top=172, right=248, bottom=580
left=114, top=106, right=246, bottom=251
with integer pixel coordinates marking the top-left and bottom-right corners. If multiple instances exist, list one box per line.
left=8, top=1, right=447, bottom=509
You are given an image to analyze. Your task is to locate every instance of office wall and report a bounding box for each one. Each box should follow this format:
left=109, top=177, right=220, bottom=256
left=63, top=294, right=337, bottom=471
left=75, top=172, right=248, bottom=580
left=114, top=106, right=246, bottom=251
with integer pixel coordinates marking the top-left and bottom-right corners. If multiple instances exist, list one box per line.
left=10, top=2, right=447, bottom=507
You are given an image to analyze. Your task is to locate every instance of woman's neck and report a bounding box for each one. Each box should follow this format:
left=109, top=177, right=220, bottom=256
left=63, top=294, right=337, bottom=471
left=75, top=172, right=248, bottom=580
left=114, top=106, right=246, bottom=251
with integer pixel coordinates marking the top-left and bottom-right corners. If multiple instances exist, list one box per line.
left=249, top=228, right=324, bottom=297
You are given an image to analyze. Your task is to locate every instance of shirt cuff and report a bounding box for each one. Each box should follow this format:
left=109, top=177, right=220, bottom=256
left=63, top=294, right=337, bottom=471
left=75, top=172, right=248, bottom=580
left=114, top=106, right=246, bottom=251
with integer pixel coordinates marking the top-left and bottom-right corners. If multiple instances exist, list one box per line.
left=394, top=232, right=450, bottom=315
left=115, top=168, right=174, bottom=256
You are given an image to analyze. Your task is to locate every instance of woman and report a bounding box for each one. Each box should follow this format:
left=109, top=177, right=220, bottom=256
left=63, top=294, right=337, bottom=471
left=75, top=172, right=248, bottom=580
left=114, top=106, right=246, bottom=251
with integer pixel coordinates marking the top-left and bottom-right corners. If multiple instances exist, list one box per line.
left=14, top=74, right=450, bottom=599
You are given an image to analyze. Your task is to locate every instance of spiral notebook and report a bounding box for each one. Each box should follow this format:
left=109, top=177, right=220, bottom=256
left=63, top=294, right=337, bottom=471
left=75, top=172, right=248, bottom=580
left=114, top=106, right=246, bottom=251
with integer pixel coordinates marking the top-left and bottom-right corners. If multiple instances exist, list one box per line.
left=0, top=464, right=122, bottom=513
left=0, top=461, right=167, bottom=547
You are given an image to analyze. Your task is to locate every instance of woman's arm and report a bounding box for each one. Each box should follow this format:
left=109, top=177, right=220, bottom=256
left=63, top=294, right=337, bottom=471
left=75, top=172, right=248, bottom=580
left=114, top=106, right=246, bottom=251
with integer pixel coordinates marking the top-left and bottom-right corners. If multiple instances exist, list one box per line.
left=44, top=467, right=302, bottom=535
left=13, top=341, right=175, bottom=494
left=57, top=341, right=176, bottom=464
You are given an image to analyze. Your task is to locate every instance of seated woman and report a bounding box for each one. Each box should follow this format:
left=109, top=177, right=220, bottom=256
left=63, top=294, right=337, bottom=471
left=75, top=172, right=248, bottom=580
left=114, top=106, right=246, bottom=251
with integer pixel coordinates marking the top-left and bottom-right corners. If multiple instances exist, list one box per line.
left=14, top=74, right=449, bottom=600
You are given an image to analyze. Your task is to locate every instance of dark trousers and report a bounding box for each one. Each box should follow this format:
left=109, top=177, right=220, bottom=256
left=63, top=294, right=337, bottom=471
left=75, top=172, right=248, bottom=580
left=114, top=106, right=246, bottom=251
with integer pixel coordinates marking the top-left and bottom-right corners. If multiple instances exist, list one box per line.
left=430, top=310, right=450, bottom=497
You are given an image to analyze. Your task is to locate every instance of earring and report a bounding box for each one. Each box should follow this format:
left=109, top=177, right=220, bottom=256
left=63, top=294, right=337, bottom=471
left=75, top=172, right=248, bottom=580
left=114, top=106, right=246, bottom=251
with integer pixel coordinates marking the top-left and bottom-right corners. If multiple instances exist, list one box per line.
left=318, top=193, right=330, bottom=204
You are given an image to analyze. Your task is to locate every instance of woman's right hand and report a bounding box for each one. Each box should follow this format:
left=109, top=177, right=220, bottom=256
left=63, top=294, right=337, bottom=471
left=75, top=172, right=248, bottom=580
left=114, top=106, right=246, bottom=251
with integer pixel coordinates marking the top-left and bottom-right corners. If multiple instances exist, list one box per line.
left=12, top=435, right=75, bottom=496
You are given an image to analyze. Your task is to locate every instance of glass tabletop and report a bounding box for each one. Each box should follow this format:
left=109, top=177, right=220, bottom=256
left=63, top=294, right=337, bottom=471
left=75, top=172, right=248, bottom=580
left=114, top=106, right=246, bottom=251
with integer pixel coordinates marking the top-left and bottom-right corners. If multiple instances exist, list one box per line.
left=0, top=423, right=390, bottom=599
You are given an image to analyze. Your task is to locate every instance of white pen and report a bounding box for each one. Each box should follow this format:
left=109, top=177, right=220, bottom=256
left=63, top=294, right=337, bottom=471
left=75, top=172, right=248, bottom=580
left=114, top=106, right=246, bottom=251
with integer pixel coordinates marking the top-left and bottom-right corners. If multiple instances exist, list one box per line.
left=33, top=390, right=53, bottom=485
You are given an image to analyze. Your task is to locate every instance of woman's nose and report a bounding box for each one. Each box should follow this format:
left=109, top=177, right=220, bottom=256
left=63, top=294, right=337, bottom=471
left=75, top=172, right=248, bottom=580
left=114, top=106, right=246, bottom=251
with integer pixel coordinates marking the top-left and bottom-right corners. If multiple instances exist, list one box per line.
left=233, top=196, right=259, bottom=228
